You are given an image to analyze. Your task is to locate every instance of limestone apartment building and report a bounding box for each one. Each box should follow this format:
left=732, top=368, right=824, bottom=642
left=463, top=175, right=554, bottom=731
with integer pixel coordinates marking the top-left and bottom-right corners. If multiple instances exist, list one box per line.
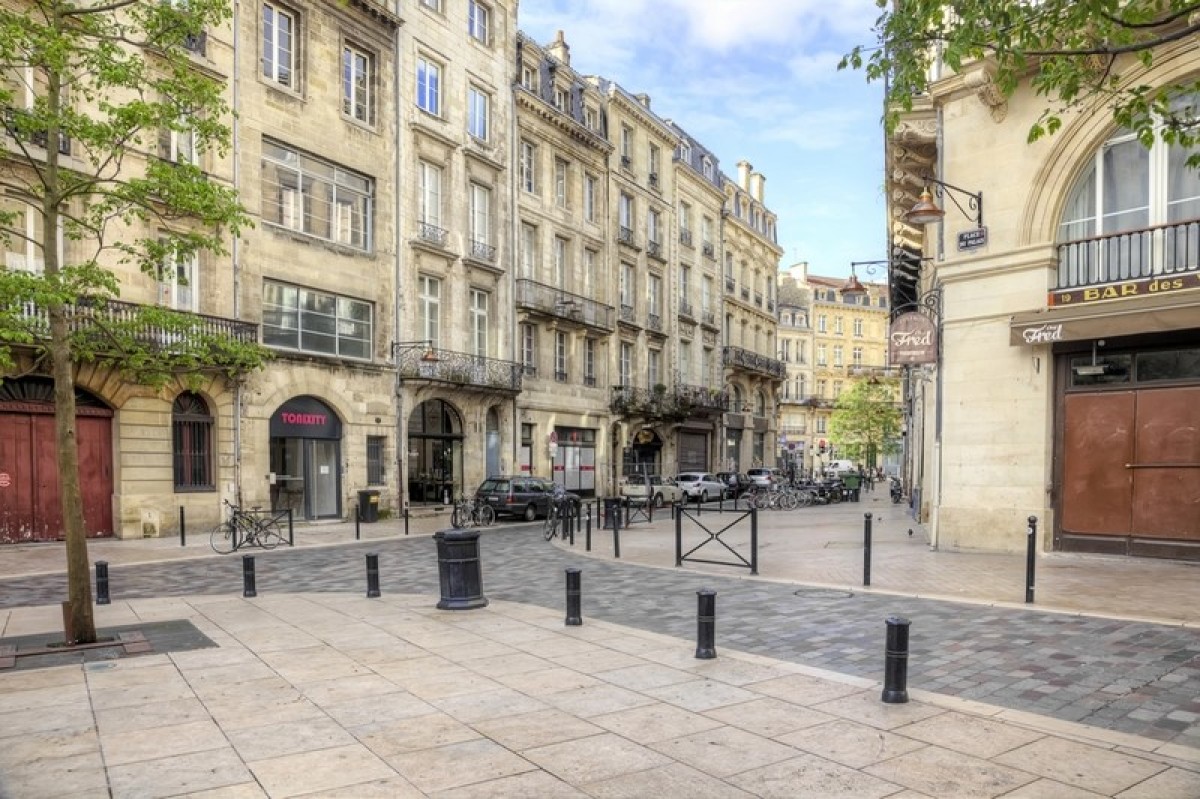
left=888, top=38, right=1200, bottom=558
left=776, top=263, right=891, bottom=479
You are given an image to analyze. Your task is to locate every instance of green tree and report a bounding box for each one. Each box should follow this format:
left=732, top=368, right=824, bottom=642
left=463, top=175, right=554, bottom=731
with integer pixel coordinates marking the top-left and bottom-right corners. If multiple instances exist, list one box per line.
left=842, top=0, right=1200, bottom=155
left=828, top=378, right=902, bottom=468
left=0, top=0, right=267, bottom=643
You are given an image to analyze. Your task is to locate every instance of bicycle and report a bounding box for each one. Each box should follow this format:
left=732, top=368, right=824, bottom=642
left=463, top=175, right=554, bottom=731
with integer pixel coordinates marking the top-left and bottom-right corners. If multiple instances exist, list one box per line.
left=211, top=499, right=288, bottom=553
left=543, top=496, right=570, bottom=541
left=451, top=494, right=496, bottom=529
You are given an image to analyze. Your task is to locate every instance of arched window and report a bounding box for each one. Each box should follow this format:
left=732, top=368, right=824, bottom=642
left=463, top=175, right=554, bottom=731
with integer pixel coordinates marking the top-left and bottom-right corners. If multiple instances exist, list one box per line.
left=1058, top=97, right=1200, bottom=284
left=756, top=390, right=767, bottom=416
left=730, top=384, right=743, bottom=413
left=173, top=392, right=213, bottom=491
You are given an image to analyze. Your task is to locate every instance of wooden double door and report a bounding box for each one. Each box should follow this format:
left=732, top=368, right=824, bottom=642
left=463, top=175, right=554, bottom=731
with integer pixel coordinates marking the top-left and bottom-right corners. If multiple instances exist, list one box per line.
left=0, top=403, right=114, bottom=543
left=1060, top=386, right=1200, bottom=557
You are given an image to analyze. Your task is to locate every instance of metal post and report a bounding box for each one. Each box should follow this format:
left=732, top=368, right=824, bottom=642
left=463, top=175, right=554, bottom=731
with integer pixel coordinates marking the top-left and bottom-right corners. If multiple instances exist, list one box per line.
left=1026, top=515, right=1037, bottom=604
left=242, top=554, right=257, bottom=598
left=882, top=616, right=911, bottom=703
left=864, top=512, right=873, bottom=587
left=288, top=508, right=294, bottom=546
left=624, top=498, right=631, bottom=529
left=613, top=513, right=621, bottom=559
left=568, top=503, right=575, bottom=546
left=404, top=506, right=410, bottom=536
left=750, top=507, right=759, bottom=575
left=355, top=503, right=361, bottom=541
left=365, top=552, right=381, bottom=598
left=565, top=567, right=582, bottom=626
left=695, top=589, right=716, bottom=659
left=675, top=503, right=683, bottom=566
left=585, top=504, right=592, bottom=551
left=95, top=561, right=110, bottom=605
left=179, top=506, right=186, bottom=547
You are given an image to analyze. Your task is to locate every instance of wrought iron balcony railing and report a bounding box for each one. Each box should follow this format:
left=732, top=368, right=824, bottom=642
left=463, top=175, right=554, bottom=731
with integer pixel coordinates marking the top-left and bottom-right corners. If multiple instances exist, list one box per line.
left=397, top=346, right=522, bottom=393
left=609, top=383, right=726, bottom=421
left=618, top=226, right=636, bottom=247
left=722, top=344, right=786, bottom=379
left=13, top=297, right=259, bottom=349
left=417, top=222, right=448, bottom=246
left=679, top=229, right=693, bottom=247
left=647, top=239, right=664, bottom=260
left=514, top=279, right=615, bottom=331
left=469, top=239, right=496, bottom=262
left=646, top=313, right=662, bottom=332
left=678, top=299, right=694, bottom=318
left=1056, top=218, right=1200, bottom=291
left=619, top=304, right=636, bottom=324
left=702, top=242, right=715, bottom=259
left=702, top=310, right=716, bottom=326
left=725, top=276, right=735, bottom=293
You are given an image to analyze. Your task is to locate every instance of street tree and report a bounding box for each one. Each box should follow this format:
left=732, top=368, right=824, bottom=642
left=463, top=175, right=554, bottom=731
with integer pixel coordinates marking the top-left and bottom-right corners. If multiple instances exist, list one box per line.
left=828, top=378, right=902, bottom=469
left=0, top=0, right=267, bottom=643
left=841, top=0, right=1200, bottom=156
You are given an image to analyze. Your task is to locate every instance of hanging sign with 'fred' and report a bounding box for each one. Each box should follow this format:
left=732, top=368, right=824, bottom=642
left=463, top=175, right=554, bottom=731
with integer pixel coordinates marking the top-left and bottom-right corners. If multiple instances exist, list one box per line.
left=889, top=312, right=938, bottom=365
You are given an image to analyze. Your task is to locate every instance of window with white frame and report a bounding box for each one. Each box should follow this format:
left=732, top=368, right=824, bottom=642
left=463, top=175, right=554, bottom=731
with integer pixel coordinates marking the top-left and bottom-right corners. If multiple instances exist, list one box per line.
left=467, top=86, right=489, bottom=140
left=261, top=1, right=296, bottom=89
left=159, top=117, right=196, bottom=165
left=834, top=316, right=843, bottom=335
left=853, top=318, right=864, bottom=337
left=702, top=156, right=713, bottom=180
left=342, top=44, right=373, bottom=124
left=648, top=348, right=661, bottom=387
left=520, top=223, right=536, bottom=277
left=261, top=139, right=372, bottom=251
left=519, top=140, right=537, bottom=193
left=467, top=0, right=489, bottom=43
left=620, top=262, right=634, bottom=307
left=582, top=248, right=596, bottom=296
left=583, top=105, right=597, bottom=130
left=418, top=275, right=440, bottom=345
left=833, top=345, right=843, bottom=367
left=833, top=380, right=843, bottom=398
left=648, top=273, right=661, bottom=317
left=584, top=338, right=595, bottom=385
left=554, top=86, right=569, bottom=112
left=469, top=183, right=490, bottom=248
left=702, top=347, right=712, bottom=385
left=554, top=158, right=568, bottom=207
left=679, top=265, right=691, bottom=304
left=679, top=201, right=691, bottom=239
left=583, top=173, right=597, bottom=221
left=702, top=276, right=712, bottom=314
left=817, top=314, right=827, bottom=333
left=469, top=288, right=488, bottom=357
left=619, top=341, right=632, bottom=386
left=520, top=63, right=537, bottom=92
left=679, top=139, right=691, bottom=164
left=701, top=216, right=712, bottom=248
left=618, top=193, right=633, bottom=230
left=416, top=56, right=441, bottom=116
left=620, top=125, right=632, bottom=161
left=520, top=323, right=536, bottom=373
left=418, top=161, right=442, bottom=227
left=555, top=331, right=567, bottom=381
left=158, top=246, right=198, bottom=312
left=817, top=379, right=826, bottom=399
left=419, top=0, right=441, bottom=10
left=679, top=341, right=691, bottom=383
left=852, top=346, right=863, bottom=366
left=648, top=209, right=661, bottom=245
left=816, top=344, right=826, bottom=366
left=262, top=280, right=372, bottom=359
left=553, top=236, right=568, bottom=287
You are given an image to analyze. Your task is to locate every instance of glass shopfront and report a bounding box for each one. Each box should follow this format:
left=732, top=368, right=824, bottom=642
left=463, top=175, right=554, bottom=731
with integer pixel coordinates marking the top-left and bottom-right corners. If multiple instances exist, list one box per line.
left=269, top=396, right=342, bottom=519
left=407, top=399, right=463, bottom=506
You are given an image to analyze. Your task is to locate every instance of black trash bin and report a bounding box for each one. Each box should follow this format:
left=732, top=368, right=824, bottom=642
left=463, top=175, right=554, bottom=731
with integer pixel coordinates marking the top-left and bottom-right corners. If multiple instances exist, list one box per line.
left=358, top=489, right=380, bottom=522
left=603, top=497, right=623, bottom=530
left=433, top=529, right=488, bottom=610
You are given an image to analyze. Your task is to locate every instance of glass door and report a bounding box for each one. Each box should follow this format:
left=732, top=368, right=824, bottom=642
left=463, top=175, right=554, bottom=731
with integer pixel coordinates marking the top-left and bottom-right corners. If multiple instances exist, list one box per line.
left=306, top=439, right=340, bottom=518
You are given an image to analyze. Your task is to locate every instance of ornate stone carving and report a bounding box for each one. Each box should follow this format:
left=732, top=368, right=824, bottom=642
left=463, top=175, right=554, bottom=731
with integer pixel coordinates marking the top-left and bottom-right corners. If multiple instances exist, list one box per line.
left=964, top=66, right=1008, bottom=122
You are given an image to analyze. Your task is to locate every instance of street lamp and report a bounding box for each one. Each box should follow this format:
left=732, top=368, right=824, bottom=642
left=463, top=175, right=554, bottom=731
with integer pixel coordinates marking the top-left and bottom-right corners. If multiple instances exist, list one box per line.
left=904, top=174, right=984, bottom=228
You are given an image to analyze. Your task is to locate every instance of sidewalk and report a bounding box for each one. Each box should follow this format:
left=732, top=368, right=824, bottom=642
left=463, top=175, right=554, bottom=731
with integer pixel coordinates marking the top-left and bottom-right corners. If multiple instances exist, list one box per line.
left=2, top=592, right=1198, bottom=798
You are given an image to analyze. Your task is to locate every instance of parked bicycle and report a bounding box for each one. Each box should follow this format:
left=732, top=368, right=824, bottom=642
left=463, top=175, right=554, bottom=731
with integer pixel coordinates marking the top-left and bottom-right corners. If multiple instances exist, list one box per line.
left=210, top=499, right=289, bottom=553
left=451, top=494, right=496, bottom=529
left=543, top=494, right=573, bottom=541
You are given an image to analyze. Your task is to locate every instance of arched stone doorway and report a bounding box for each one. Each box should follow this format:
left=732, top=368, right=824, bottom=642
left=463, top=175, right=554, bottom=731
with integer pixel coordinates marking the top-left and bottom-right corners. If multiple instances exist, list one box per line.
left=268, top=395, right=343, bottom=520
left=407, top=399, right=463, bottom=506
left=623, top=427, right=664, bottom=477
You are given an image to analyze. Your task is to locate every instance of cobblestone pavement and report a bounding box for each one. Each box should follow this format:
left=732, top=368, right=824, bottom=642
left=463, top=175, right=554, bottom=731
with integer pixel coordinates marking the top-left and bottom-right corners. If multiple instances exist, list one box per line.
left=3, top=525, right=1199, bottom=750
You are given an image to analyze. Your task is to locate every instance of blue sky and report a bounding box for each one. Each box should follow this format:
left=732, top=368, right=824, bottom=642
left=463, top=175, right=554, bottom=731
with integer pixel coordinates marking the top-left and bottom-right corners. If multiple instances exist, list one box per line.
left=517, top=0, right=887, bottom=280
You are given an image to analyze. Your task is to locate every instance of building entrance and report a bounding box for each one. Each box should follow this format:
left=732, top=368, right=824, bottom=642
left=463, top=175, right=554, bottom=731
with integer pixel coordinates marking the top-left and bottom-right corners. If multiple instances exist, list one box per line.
left=269, top=396, right=342, bottom=520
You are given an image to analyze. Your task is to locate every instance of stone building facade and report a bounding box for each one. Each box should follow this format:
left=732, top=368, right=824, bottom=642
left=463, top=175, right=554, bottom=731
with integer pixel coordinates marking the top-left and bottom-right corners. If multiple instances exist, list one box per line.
left=889, top=41, right=1200, bottom=558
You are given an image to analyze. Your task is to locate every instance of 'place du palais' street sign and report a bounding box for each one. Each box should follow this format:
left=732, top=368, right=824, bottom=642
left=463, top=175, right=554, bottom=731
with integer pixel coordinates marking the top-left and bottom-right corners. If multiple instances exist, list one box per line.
left=957, top=227, right=988, bottom=251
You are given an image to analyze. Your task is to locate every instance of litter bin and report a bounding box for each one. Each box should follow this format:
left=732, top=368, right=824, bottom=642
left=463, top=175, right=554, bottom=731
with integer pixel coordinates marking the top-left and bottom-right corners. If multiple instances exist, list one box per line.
left=842, top=473, right=861, bottom=502
left=603, top=497, right=623, bottom=531
left=358, top=489, right=380, bottom=522
left=433, top=529, right=488, bottom=610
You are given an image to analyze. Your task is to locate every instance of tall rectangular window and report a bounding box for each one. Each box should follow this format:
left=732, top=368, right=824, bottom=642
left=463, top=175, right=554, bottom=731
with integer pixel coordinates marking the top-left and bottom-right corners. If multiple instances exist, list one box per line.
left=469, top=183, right=490, bottom=247
left=648, top=349, right=661, bottom=388
left=853, top=318, right=864, bottom=337
left=619, top=341, right=632, bottom=386
left=554, top=236, right=569, bottom=287
left=342, top=44, right=372, bottom=123
left=467, top=86, right=489, bottom=140
left=520, top=323, right=536, bottom=374
left=158, top=249, right=198, bottom=312
left=468, top=0, right=489, bottom=43
left=679, top=341, right=691, bottom=383
left=520, top=140, right=537, bottom=193
left=582, top=248, right=596, bottom=297
left=620, top=262, right=634, bottom=307
left=261, top=139, right=373, bottom=251
left=173, top=393, right=213, bottom=491
left=816, top=344, right=827, bottom=366
left=583, top=173, right=597, bottom=221
left=555, top=332, right=567, bottom=381
left=470, top=288, right=489, bottom=357
left=419, top=275, right=440, bottom=346
left=852, top=346, right=863, bottom=366
left=619, top=193, right=633, bottom=229
left=648, top=209, right=661, bottom=245
left=418, top=161, right=442, bottom=227
left=833, top=346, right=843, bottom=367
left=554, top=158, right=568, bottom=207
left=416, top=56, right=441, bottom=115
left=584, top=338, right=595, bottom=386
left=366, top=436, right=385, bottom=485
left=679, top=265, right=691, bottom=305
left=648, top=274, right=661, bottom=317
left=262, top=2, right=296, bottom=89
left=702, top=277, right=712, bottom=315
left=620, top=125, right=632, bottom=160
left=262, top=280, right=372, bottom=359
left=648, top=143, right=660, bottom=179
left=520, top=223, right=537, bottom=277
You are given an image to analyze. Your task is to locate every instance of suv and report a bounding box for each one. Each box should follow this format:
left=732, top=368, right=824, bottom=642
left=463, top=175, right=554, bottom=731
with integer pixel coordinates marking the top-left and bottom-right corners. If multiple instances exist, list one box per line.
left=715, top=472, right=753, bottom=497
left=620, top=475, right=684, bottom=508
left=475, top=476, right=578, bottom=521
left=747, top=467, right=777, bottom=488
left=674, top=472, right=728, bottom=502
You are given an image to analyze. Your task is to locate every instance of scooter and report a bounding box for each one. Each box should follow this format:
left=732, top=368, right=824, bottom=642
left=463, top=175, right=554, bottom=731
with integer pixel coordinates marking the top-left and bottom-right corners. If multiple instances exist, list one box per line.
left=890, top=476, right=903, bottom=504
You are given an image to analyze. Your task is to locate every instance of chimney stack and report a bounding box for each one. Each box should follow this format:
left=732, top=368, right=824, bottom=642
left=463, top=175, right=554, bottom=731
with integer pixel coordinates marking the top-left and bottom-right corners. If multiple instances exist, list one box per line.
left=547, top=30, right=570, bottom=66
left=737, top=160, right=752, bottom=191
left=750, top=172, right=765, bottom=202
left=635, top=93, right=651, bottom=109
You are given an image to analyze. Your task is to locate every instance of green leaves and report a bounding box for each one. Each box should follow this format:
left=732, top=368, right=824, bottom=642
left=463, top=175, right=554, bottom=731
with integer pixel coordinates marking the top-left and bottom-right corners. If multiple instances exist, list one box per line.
left=828, top=378, right=903, bottom=464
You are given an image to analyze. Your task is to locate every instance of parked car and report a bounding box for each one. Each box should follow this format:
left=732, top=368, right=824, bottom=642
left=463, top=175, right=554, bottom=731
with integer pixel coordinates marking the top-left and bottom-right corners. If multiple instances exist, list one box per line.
left=474, top=476, right=579, bottom=521
left=746, top=467, right=778, bottom=488
left=620, top=475, right=684, bottom=508
left=715, top=472, right=753, bottom=496
left=674, top=472, right=728, bottom=502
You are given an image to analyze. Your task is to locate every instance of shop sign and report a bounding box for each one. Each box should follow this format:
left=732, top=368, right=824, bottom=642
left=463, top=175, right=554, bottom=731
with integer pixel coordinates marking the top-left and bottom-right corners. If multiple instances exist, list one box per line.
left=888, top=312, right=938, bottom=365
left=1050, top=273, right=1200, bottom=306
left=269, top=396, right=342, bottom=439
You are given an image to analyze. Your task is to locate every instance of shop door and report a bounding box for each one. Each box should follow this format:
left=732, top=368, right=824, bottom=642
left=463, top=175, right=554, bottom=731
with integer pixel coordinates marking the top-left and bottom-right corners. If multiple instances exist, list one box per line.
left=1061, top=387, right=1200, bottom=553
left=678, top=431, right=708, bottom=473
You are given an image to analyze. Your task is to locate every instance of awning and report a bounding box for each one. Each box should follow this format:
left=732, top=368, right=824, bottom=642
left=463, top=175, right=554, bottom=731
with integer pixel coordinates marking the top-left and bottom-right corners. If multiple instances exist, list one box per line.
left=1009, top=290, right=1200, bottom=346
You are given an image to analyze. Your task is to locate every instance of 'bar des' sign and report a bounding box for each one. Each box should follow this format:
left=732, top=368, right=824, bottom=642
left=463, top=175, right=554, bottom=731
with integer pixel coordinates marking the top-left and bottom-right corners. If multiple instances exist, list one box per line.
left=889, top=312, right=938, bottom=365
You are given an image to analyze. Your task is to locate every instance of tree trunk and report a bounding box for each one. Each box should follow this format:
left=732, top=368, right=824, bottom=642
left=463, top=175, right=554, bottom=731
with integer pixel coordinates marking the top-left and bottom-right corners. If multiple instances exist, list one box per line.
left=49, top=306, right=95, bottom=644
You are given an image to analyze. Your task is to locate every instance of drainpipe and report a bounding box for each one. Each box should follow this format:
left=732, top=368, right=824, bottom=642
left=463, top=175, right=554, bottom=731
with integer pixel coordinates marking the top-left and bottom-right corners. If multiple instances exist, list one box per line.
left=394, top=23, right=406, bottom=513
left=231, top=0, right=243, bottom=506
left=929, top=106, right=946, bottom=551
left=509, top=55, right=520, bottom=479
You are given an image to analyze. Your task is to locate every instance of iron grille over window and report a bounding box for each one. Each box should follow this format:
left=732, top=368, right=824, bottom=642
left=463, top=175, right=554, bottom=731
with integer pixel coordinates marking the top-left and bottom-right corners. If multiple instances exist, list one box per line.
left=173, top=392, right=213, bottom=491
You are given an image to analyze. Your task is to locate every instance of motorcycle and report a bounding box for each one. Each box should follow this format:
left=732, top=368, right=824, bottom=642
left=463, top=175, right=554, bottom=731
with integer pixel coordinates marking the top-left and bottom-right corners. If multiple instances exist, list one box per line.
left=890, top=476, right=903, bottom=504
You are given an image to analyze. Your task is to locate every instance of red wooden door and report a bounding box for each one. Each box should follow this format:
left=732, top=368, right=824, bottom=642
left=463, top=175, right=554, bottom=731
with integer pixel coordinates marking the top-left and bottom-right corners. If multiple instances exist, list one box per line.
left=0, top=413, right=36, bottom=542
left=1061, top=392, right=1134, bottom=535
left=1131, top=387, right=1200, bottom=541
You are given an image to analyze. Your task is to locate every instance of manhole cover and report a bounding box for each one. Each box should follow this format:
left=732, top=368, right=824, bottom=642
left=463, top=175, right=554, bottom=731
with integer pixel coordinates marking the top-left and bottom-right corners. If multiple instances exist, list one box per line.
left=794, top=588, right=857, bottom=600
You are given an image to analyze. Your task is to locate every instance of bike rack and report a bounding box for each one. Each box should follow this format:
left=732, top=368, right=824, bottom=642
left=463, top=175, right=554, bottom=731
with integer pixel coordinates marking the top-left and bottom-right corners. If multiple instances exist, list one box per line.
left=674, top=506, right=758, bottom=575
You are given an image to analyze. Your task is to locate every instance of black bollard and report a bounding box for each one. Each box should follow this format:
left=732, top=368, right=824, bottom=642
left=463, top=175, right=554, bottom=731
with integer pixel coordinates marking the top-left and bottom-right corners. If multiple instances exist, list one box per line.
left=355, top=503, right=361, bottom=541
left=613, top=519, right=621, bottom=559
left=1026, top=515, right=1037, bottom=604
left=585, top=504, right=592, bottom=551
left=95, top=561, right=111, bottom=605
left=365, top=552, right=381, bottom=598
left=675, top=503, right=683, bottom=567
left=863, top=512, right=873, bottom=587
left=695, top=589, right=717, bottom=659
left=750, top=507, right=759, bottom=575
left=882, top=616, right=910, bottom=703
left=242, top=554, right=257, bottom=598
left=288, top=508, right=294, bottom=546
left=179, top=506, right=186, bottom=547
left=565, top=567, right=582, bottom=626
left=404, top=506, right=410, bottom=536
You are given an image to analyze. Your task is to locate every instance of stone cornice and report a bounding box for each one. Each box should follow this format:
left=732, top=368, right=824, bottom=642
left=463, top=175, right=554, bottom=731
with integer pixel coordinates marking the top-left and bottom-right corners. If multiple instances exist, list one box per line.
left=515, top=89, right=612, bottom=152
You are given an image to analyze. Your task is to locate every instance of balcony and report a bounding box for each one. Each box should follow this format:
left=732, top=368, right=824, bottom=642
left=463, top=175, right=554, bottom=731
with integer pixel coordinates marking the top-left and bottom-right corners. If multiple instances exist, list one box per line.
left=648, top=172, right=659, bottom=189
left=619, top=304, right=637, bottom=325
left=555, top=370, right=568, bottom=382
left=702, top=242, right=715, bottom=259
left=618, top=226, right=637, bottom=248
left=754, top=291, right=763, bottom=307
left=1056, top=219, right=1200, bottom=292
left=647, top=239, right=665, bottom=261
left=701, top=309, right=717, bottom=327
left=740, top=287, right=750, bottom=301
left=646, top=313, right=662, bottom=332
left=723, top=344, right=786, bottom=379
left=679, top=229, right=693, bottom=247
left=469, top=238, right=496, bottom=263
left=397, top=346, right=522, bottom=394
left=417, top=222, right=448, bottom=247
left=183, top=30, right=208, bottom=56
left=620, top=155, right=632, bottom=170
left=514, top=279, right=615, bottom=331
left=609, top=383, right=725, bottom=421
left=678, top=299, right=694, bottom=319
left=725, top=276, right=735, bottom=293
left=4, top=109, right=71, bottom=155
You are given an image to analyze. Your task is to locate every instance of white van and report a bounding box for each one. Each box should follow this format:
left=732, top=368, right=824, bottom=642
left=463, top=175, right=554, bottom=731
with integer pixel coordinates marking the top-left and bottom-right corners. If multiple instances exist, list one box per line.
left=825, top=459, right=856, bottom=477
